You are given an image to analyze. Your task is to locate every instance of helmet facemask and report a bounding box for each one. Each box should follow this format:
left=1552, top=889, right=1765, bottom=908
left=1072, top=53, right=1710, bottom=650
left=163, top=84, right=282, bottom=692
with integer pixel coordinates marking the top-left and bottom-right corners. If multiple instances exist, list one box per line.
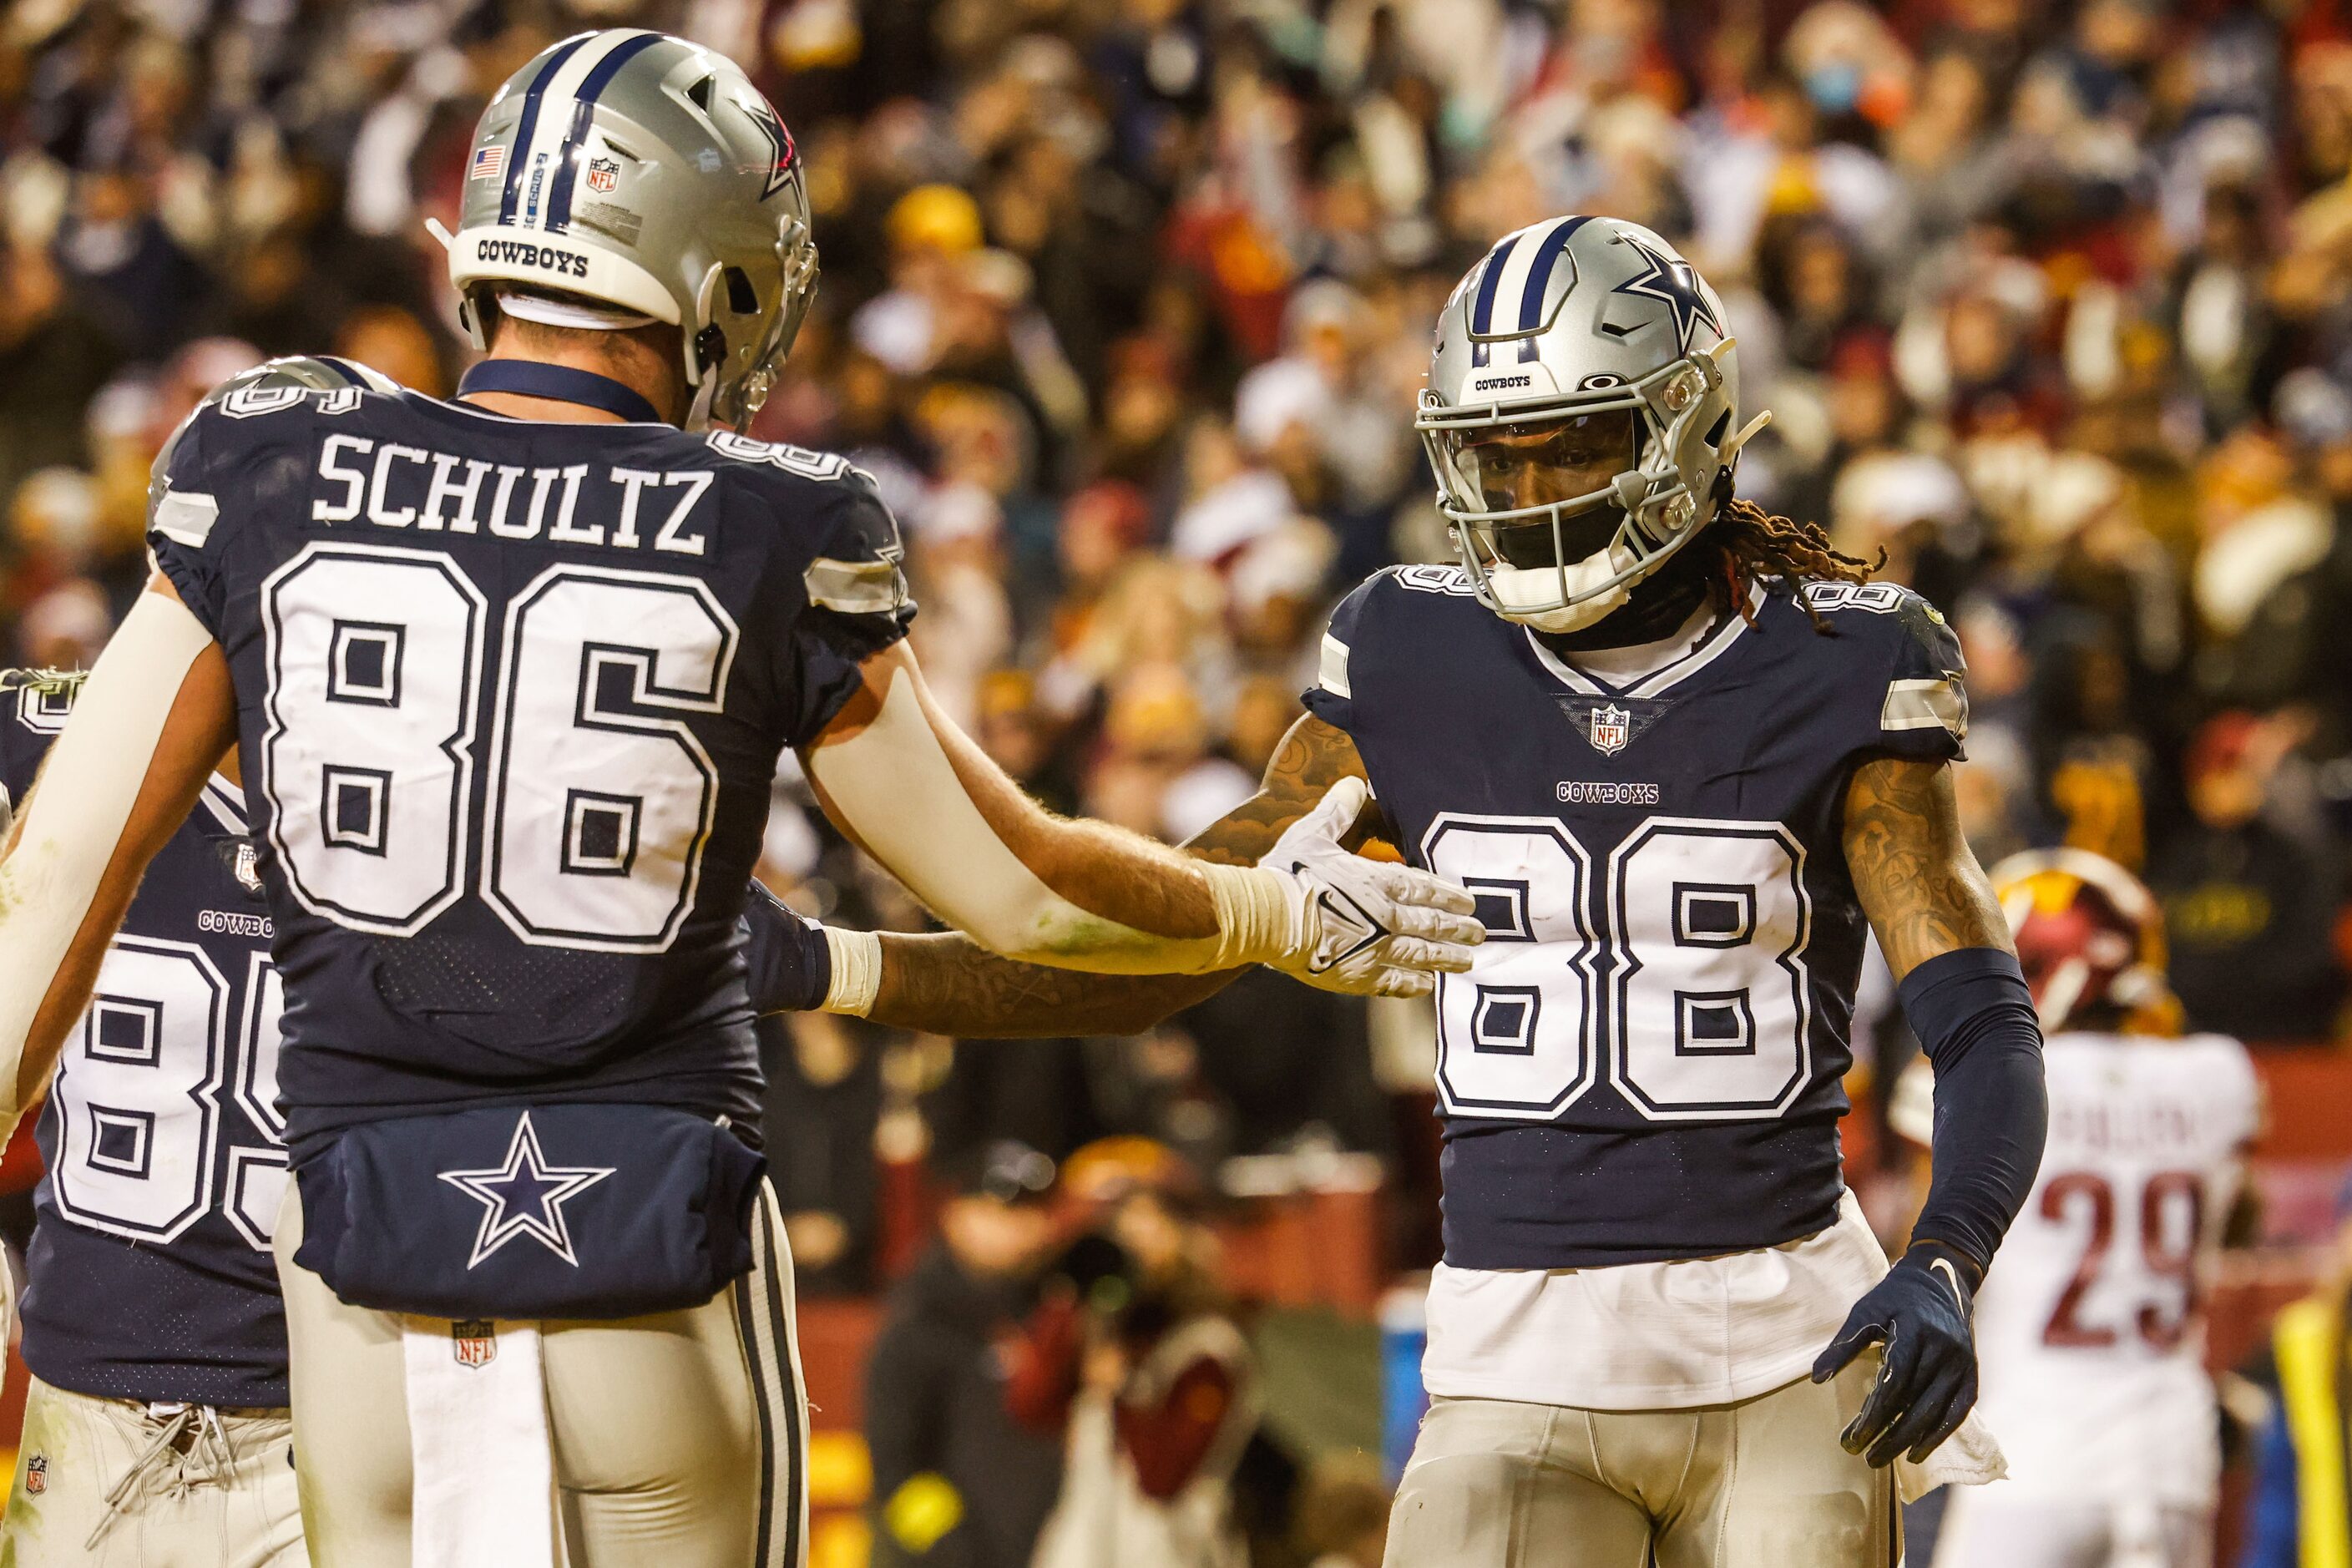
left=1419, top=343, right=1737, bottom=635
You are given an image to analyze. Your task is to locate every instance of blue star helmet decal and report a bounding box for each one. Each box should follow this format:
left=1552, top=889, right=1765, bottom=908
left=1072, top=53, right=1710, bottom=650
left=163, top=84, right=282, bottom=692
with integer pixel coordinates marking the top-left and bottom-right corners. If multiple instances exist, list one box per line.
left=742, top=96, right=797, bottom=202
left=438, top=1111, right=615, bottom=1269
left=1609, top=235, right=1724, bottom=357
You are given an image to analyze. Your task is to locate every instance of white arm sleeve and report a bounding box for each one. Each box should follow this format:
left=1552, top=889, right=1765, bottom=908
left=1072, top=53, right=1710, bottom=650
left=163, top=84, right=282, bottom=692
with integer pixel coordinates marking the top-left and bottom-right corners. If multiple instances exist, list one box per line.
left=0, top=591, right=216, bottom=1123
left=802, top=663, right=1298, bottom=975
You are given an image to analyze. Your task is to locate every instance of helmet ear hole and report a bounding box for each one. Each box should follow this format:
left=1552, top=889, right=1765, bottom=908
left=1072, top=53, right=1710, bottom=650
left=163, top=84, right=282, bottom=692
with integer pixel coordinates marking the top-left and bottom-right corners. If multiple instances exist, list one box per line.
left=724, top=267, right=758, bottom=316
left=1705, top=409, right=1730, bottom=448
left=694, top=323, right=727, bottom=375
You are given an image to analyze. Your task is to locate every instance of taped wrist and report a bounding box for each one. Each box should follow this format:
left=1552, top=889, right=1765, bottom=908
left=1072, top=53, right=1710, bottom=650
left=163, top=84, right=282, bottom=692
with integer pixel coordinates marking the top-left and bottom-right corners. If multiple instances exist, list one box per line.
left=1199, top=863, right=1307, bottom=971
left=1899, top=946, right=2046, bottom=1277
left=822, top=927, right=883, bottom=1018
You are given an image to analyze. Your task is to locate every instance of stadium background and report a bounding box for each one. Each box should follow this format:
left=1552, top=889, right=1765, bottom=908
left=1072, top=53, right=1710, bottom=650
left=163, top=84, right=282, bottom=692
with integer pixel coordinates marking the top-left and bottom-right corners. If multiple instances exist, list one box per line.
left=8, top=0, right=2352, bottom=1562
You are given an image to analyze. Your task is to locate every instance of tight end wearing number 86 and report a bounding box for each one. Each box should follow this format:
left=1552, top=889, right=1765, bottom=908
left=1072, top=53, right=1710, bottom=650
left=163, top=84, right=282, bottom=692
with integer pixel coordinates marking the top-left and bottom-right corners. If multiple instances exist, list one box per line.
left=0, top=29, right=1485, bottom=1565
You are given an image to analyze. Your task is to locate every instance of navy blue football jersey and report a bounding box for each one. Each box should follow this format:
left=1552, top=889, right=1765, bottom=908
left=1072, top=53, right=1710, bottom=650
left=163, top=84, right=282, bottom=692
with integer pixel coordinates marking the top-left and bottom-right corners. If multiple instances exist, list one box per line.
left=147, top=361, right=912, bottom=1156
left=1303, top=568, right=1967, bottom=1270
left=0, top=672, right=289, bottom=1407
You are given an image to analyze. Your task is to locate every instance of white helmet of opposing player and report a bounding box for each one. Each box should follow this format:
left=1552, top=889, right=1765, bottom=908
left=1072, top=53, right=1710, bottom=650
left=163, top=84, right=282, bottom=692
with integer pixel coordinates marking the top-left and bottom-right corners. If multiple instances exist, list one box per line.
left=440, top=29, right=819, bottom=432
left=1416, top=216, right=1768, bottom=634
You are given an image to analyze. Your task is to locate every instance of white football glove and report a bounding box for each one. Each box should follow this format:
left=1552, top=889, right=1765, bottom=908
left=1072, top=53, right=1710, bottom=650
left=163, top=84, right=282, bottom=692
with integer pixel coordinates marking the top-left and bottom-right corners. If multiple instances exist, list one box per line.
left=1258, top=776, right=1483, bottom=998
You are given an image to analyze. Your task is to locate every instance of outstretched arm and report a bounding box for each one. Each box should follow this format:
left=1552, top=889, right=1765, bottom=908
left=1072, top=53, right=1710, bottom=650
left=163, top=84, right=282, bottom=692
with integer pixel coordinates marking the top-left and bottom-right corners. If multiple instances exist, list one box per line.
left=828, top=711, right=1374, bottom=1035
left=1818, top=753, right=2045, bottom=1468
left=799, top=646, right=1465, bottom=992
left=0, top=574, right=236, bottom=1126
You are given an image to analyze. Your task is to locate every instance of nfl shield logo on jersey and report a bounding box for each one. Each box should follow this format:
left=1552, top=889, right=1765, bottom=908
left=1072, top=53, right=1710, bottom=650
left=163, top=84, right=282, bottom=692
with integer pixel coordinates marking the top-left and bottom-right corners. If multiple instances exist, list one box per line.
left=452, top=1320, right=497, bottom=1368
left=23, top=1455, right=45, bottom=1495
left=586, top=157, right=620, bottom=194
left=1590, top=704, right=1631, bottom=756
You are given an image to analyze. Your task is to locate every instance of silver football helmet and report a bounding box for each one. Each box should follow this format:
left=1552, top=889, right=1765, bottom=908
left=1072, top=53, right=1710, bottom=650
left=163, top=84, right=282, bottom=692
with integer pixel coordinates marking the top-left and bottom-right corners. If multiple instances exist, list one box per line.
left=441, top=29, right=820, bottom=431
left=1416, top=216, right=1768, bottom=634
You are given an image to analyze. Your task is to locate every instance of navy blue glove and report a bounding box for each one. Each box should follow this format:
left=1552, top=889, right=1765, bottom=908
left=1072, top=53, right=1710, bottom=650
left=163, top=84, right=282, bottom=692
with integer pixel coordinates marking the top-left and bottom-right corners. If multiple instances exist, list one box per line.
left=1811, top=1242, right=1978, bottom=1468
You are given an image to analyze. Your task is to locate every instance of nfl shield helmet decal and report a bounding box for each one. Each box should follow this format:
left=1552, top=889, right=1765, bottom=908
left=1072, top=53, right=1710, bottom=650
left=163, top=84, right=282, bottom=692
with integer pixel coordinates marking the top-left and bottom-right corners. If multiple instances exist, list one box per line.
left=1590, top=704, right=1631, bottom=756
left=23, top=1454, right=45, bottom=1495
left=585, top=157, right=620, bottom=194
left=453, top=1320, right=497, bottom=1368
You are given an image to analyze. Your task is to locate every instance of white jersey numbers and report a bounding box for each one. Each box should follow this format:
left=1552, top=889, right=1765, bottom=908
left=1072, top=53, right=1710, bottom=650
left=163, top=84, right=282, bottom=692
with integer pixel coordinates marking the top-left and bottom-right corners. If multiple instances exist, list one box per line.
left=263, top=548, right=485, bottom=933
left=1424, top=818, right=1598, bottom=1116
left=260, top=545, right=739, bottom=952
left=49, top=938, right=286, bottom=1251
left=484, top=568, right=738, bottom=950
left=1423, top=812, right=1812, bottom=1122
left=1610, top=821, right=1811, bottom=1119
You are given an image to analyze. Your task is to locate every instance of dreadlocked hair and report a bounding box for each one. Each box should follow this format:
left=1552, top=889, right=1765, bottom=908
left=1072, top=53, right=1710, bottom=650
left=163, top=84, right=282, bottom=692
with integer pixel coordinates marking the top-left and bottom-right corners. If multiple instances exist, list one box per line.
left=1704, top=493, right=1884, bottom=633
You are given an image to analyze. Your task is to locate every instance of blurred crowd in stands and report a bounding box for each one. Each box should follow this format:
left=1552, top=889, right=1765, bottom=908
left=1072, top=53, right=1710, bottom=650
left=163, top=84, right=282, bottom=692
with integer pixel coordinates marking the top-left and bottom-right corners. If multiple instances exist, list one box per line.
left=14, top=0, right=2352, bottom=1557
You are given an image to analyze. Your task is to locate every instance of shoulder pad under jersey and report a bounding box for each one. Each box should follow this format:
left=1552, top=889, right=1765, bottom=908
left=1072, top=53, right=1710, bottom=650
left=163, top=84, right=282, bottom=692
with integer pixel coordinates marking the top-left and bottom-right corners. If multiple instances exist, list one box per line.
left=149, top=357, right=404, bottom=516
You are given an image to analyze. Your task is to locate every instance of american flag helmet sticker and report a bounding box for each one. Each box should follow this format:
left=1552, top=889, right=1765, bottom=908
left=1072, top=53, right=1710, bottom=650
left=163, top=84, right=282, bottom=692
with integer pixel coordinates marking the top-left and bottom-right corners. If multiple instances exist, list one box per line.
left=470, top=145, right=507, bottom=182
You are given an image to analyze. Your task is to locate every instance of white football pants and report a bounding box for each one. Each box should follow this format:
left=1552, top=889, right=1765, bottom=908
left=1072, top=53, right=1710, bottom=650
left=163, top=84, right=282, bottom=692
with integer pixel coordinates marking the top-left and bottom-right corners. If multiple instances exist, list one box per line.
left=1383, top=1358, right=1899, bottom=1567
left=0, top=1376, right=303, bottom=1567
left=1933, top=1491, right=2212, bottom=1568
left=273, top=1179, right=807, bottom=1568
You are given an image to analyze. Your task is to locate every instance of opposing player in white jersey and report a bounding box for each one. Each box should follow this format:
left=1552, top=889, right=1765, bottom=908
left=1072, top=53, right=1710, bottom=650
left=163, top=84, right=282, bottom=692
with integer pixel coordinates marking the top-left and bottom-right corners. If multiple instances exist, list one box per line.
left=1897, top=848, right=2258, bottom=1568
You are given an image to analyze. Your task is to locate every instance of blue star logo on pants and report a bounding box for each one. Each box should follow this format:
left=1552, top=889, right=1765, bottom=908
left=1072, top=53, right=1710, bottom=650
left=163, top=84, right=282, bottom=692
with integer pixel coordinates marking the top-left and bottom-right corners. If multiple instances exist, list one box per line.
left=438, top=1111, right=615, bottom=1269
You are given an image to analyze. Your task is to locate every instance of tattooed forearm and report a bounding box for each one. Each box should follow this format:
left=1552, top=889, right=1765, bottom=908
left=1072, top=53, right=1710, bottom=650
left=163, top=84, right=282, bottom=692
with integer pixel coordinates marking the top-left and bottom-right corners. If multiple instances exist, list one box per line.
left=1843, top=755, right=2011, bottom=981
left=864, top=715, right=1371, bottom=1034
left=869, top=932, right=1230, bottom=1036
left=1185, top=713, right=1372, bottom=867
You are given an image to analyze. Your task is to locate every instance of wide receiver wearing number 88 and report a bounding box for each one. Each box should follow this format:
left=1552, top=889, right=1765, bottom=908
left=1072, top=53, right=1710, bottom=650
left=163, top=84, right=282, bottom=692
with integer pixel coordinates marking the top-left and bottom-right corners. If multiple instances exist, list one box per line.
left=813, top=215, right=2053, bottom=1566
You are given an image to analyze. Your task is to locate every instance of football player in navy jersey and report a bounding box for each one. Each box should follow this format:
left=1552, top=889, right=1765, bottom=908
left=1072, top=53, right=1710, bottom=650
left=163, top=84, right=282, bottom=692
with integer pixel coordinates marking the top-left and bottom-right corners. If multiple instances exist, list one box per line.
left=0, top=658, right=1331, bottom=1568
left=0, top=670, right=304, bottom=1565
left=0, top=670, right=850, bottom=1566
left=0, top=30, right=1479, bottom=1567
left=803, top=216, right=2052, bottom=1566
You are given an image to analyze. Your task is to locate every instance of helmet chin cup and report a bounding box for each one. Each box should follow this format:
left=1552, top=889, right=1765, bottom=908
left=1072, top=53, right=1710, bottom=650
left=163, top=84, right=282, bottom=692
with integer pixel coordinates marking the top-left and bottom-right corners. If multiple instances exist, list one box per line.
left=1480, top=539, right=1639, bottom=633
left=1496, top=576, right=1631, bottom=634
